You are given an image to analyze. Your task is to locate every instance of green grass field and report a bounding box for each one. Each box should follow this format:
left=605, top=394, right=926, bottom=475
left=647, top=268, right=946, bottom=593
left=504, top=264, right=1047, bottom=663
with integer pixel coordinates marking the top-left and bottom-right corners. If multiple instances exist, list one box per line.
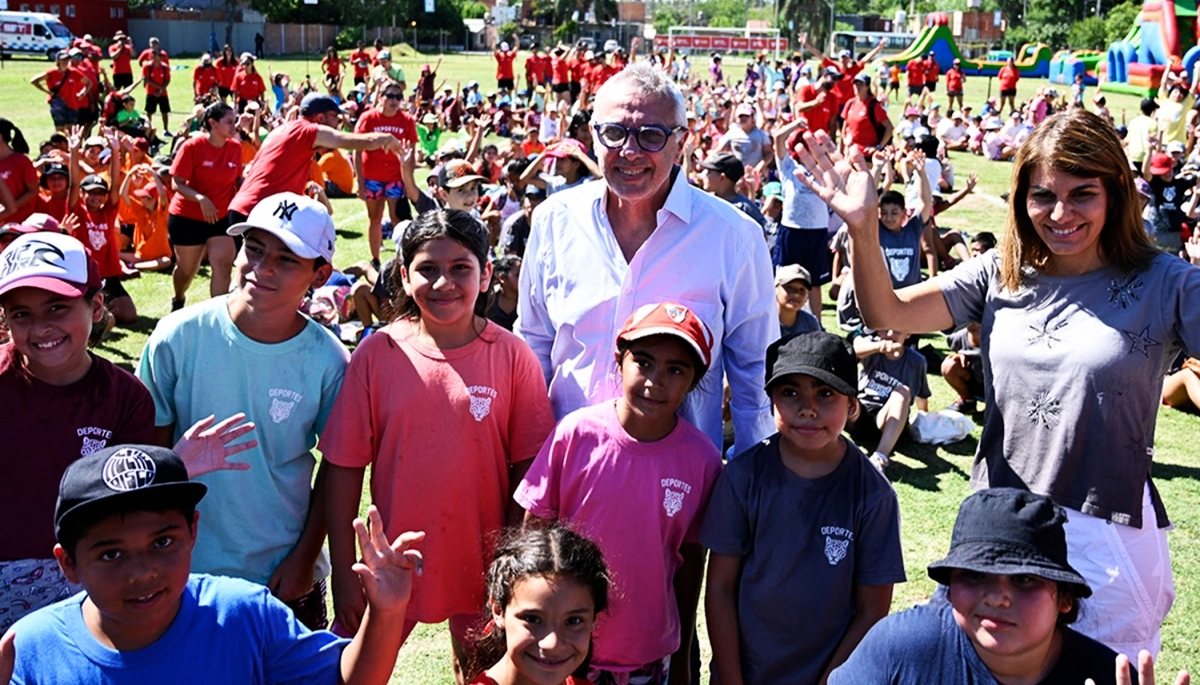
left=4, top=48, right=1200, bottom=682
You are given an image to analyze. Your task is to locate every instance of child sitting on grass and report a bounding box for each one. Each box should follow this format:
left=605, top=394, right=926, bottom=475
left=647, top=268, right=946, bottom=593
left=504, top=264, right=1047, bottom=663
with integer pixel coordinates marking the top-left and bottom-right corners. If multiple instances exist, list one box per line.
left=850, top=329, right=930, bottom=472
left=2, top=443, right=423, bottom=684
left=702, top=331, right=905, bottom=685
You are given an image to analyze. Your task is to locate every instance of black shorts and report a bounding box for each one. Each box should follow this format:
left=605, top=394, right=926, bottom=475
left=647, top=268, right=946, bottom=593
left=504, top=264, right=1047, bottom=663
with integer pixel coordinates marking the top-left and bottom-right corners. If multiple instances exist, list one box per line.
left=168, top=213, right=232, bottom=246
left=569, top=81, right=581, bottom=100
left=925, top=82, right=937, bottom=92
left=552, top=82, right=570, bottom=94
left=113, top=72, right=134, bottom=89
left=947, top=90, right=963, bottom=98
left=498, top=78, right=514, bottom=91
left=101, top=277, right=130, bottom=301
left=76, top=104, right=98, bottom=125
left=848, top=403, right=910, bottom=444
left=1000, top=88, right=1017, bottom=98
left=354, top=76, right=366, bottom=86
left=219, top=86, right=233, bottom=99
left=772, top=226, right=833, bottom=286
left=145, top=95, right=171, bottom=115
left=907, top=85, right=923, bottom=96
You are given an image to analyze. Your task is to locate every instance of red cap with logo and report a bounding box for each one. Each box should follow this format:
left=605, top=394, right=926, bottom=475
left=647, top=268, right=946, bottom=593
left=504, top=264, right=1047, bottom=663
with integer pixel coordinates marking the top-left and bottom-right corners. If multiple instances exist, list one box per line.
left=617, top=302, right=715, bottom=369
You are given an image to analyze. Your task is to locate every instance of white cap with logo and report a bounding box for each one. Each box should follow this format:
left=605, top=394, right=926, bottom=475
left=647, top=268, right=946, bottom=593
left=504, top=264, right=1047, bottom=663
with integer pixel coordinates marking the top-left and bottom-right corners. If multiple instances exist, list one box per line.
left=227, top=192, right=336, bottom=261
left=0, top=232, right=102, bottom=298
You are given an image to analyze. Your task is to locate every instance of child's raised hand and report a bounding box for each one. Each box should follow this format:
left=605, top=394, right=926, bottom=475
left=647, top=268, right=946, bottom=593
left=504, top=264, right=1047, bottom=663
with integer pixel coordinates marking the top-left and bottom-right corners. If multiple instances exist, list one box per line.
left=59, top=213, right=80, bottom=235
left=173, top=413, right=257, bottom=478
left=792, top=129, right=879, bottom=233
left=352, top=506, right=424, bottom=617
left=1086, top=651, right=1190, bottom=685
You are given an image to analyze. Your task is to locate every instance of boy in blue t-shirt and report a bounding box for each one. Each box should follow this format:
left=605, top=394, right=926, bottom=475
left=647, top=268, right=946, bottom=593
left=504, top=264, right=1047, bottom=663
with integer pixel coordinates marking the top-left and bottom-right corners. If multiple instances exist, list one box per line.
left=701, top=332, right=906, bottom=685
left=3, top=443, right=422, bottom=684
left=137, top=192, right=350, bottom=629
left=879, top=150, right=932, bottom=290
left=850, top=329, right=931, bottom=472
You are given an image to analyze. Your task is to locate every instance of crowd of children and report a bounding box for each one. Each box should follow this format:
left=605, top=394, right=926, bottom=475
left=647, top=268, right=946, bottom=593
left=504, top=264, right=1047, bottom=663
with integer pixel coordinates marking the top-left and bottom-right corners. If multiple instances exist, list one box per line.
left=1, top=26, right=1200, bottom=685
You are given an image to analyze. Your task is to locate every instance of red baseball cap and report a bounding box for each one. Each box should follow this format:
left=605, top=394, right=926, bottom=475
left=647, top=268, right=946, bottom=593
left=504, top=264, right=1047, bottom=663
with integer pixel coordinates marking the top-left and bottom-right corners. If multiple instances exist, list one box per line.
left=1149, top=152, right=1174, bottom=175
left=617, top=302, right=714, bottom=369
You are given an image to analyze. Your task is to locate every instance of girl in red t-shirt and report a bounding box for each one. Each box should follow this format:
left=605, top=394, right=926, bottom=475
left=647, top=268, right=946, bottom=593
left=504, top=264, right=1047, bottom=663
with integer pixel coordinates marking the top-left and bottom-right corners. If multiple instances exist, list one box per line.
left=321, top=46, right=343, bottom=95
left=67, top=130, right=136, bottom=325
left=233, top=58, right=267, bottom=113
left=0, top=120, right=36, bottom=224
left=353, top=80, right=419, bottom=263
left=216, top=44, right=239, bottom=101
left=168, top=101, right=243, bottom=309
left=465, top=527, right=608, bottom=685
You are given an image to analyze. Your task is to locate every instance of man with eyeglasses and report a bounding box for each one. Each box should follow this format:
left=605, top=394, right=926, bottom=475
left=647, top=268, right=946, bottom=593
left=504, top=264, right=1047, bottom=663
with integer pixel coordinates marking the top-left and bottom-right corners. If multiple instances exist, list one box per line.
left=519, top=61, right=775, bottom=465
left=228, top=94, right=404, bottom=228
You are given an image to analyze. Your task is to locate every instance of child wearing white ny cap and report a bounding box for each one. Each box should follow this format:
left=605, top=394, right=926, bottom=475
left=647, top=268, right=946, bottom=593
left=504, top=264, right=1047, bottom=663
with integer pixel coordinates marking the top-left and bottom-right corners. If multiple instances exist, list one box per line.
left=0, top=233, right=253, bottom=630
left=138, top=191, right=347, bottom=630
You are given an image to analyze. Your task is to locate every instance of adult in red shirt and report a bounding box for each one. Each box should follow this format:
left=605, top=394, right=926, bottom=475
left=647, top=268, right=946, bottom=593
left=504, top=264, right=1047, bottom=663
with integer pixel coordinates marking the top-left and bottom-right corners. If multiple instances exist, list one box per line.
left=350, top=40, right=372, bottom=86
left=923, top=52, right=940, bottom=94
left=108, top=31, right=134, bottom=89
left=232, top=56, right=267, bottom=113
left=30, top=52, right=92, bottom=132
left=193, top=54, right=221, bottom=102
left=539, top=49, right=553, bottom=87
left=494, top=34, right=518, bottom=93
left=228, top=93, right=404, bottom=237
left=795, top=69, right=842, bottom=135
left=67, top=51, right=100, bottom=130
left=802, top=33, right=886, bottom=109
left=945, top=58, right=966, bottom=112
left=321, top=46, right=343, bottom=94
left=0, top=120, right=39, bottom=225
left=168, top=102, right=243, bottom=308
left=216, top=44, right=239, bottom=101
left=353, top=81, right=419, bottom=263
left=137, top=37, right=169, bottom=66
left=550, top=46, right=572, bottom=105
left=568, top=51, right=587, bottom=103
left=524, top=49, right=542, bottom=92
left=905, top=56, right=926, bottom=99
left=142, top=51, right=172, bottom=133
left=841, top=73, right=894, bottom=155
left=998, top=56, right=1020, bottom=114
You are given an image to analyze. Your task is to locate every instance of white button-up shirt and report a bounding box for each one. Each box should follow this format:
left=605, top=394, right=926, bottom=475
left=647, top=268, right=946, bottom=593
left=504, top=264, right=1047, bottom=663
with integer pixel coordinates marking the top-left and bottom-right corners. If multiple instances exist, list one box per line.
left=518, top=169, right=776, bottom=455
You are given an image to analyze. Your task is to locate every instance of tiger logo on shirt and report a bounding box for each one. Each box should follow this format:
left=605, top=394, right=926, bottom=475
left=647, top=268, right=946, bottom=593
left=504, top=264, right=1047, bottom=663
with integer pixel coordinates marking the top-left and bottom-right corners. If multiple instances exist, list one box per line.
left=467, top=385, right=497, bottom=422
left=822, top=525, right=854, bottom=566
left=661, top=478, right=693, bottom=518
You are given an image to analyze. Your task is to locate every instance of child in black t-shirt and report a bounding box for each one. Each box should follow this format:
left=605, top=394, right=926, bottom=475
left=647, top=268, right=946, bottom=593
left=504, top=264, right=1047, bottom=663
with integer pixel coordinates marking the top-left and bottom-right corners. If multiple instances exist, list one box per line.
left=849, top=329, right=930, bottom=472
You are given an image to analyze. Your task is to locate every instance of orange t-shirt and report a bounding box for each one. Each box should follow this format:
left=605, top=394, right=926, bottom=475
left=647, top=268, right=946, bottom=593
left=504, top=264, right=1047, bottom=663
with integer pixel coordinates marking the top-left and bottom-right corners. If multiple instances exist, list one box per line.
left=241, top=137, right=260, bottom=167
left=316, top=150, right=355, bottom=194
left=128, top=193, right=171, bottom=261
left=320, top=320, right=555, bottom=623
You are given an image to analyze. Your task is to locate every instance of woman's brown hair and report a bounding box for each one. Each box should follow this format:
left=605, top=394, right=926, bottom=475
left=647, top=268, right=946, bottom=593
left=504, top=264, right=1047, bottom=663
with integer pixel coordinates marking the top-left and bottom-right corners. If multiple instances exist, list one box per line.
left=1000, top=108, right=1159, bottom=291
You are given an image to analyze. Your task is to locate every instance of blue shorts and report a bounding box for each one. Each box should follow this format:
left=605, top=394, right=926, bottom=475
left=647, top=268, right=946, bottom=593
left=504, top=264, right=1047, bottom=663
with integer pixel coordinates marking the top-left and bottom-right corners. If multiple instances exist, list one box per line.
left=773, top=226, right=833, bottom=286
left=362, top=179, right=404, bottom=200
left=49, top=97, right=76, bottom=127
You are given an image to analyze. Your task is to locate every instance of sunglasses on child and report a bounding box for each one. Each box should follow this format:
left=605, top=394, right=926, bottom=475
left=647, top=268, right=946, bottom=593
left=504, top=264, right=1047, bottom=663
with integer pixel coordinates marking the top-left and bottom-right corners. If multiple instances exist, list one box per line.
left=592, top=122, right=685, bottom=152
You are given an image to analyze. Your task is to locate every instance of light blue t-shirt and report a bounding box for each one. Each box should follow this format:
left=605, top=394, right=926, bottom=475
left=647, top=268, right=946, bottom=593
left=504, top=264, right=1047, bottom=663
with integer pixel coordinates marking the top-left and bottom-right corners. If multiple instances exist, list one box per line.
left=136, top=297, right=349, bottom=584
left=11, top=575, right=348, bottom=685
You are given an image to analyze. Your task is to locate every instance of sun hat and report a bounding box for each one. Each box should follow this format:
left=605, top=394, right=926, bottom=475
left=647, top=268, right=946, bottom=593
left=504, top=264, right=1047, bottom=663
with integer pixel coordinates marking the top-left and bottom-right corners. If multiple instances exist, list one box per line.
left=54, top=445, right=207, bottom=542
left=764, top=331, right=857, bottom=395
left=0, top=232, right=102, bottom=298
left=927, top=488, right=1092, bottom=598
left=227, top=192, right=336, bottom=261
left=617, top=302, right=715, bottom=369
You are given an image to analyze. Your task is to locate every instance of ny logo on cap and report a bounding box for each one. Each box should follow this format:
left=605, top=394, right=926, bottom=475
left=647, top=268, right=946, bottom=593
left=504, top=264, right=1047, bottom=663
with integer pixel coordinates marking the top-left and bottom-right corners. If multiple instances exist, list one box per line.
left=273, top=200, right=299, bottom=222
left=102, top=447, right=158, bottom=492
left=0, top=239, right=65, bottom=279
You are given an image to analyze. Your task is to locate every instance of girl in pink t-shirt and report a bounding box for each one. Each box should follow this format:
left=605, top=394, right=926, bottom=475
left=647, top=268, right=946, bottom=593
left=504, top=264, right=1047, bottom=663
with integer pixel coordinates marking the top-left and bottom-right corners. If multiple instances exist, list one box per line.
left=322, top=209, right=555, bottom=670
left=515, top=303, right=724, bottom=685
left=466, top=526, right=609, bottom=685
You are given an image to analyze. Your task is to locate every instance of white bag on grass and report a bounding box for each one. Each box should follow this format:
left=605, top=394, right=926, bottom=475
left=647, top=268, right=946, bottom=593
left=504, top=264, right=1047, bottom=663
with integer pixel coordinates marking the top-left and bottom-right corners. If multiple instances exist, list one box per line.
left=909, top=409, right=974, bottom=445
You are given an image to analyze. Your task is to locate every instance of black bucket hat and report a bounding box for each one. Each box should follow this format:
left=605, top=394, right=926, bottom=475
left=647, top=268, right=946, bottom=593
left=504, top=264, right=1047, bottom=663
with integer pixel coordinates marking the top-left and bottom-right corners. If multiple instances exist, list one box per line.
left=928, top=488, right=1091, bottom=598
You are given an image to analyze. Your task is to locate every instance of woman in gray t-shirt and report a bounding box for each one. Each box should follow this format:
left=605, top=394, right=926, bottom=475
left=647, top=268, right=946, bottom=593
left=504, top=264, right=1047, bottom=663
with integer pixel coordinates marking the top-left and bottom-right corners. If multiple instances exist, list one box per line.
left=791, top=108, right=1200, bottom=660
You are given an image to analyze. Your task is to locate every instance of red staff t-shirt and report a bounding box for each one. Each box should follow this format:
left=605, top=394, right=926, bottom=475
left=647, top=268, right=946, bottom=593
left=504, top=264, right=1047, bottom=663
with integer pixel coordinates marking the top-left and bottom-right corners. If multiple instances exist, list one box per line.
left=552, top=55, right=570, bottom=84
left=946, top=67, right=964, bottom=92
left=0, top=344, right=155, bottom=562
left=842, top=97, right=890, bottom=149
left=0, top=153, right=38, bottom=224
left=230, top=118, right=320, bottom=216
left=998, top=65, right=1020, bottom=91
left=70, top=202, right=124, bottom=279
left=108, top=42, right=132, bottom=75
left=905, top=58, right=925, bottom=86
left=350, top=49, right=371, bottom=78
left=355, top=108, right=418, bottom=182
left=138, top=48, right=169, bottom=66
left=142, top=62, right=170, bottom=97
left=495, top=50, right=516, bottom=80
left=193, top=65, right=220, bottom=96
left=216, top=57, right=238, bottom=88
left=798, top=83, right=838, bottom=134
left=169, top=135, right=243, bottom=221
left=233, top=70, right=266, bottom=102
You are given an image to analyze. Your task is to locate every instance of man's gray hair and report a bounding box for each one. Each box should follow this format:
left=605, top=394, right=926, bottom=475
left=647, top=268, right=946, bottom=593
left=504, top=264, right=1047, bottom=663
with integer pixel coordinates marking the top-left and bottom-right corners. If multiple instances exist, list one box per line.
left=596, top=62, right=687, bottom=127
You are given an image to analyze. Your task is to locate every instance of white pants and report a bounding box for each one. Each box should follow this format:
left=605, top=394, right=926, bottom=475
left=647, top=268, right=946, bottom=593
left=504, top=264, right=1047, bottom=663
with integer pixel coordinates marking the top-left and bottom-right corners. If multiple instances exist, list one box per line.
left=1065, top=484, right=1175, bottom=660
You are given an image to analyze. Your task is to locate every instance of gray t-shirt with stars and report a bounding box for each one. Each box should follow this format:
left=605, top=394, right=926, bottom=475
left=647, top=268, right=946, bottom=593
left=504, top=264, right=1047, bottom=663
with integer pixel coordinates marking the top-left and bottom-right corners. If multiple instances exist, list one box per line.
left=936, top=251, right=1200, bottom=528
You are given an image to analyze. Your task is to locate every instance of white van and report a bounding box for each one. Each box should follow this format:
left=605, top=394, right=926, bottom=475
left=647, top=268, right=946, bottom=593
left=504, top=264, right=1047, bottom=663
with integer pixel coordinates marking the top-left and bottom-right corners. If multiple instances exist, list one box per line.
left=0, top=11, right=73, bottom=60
